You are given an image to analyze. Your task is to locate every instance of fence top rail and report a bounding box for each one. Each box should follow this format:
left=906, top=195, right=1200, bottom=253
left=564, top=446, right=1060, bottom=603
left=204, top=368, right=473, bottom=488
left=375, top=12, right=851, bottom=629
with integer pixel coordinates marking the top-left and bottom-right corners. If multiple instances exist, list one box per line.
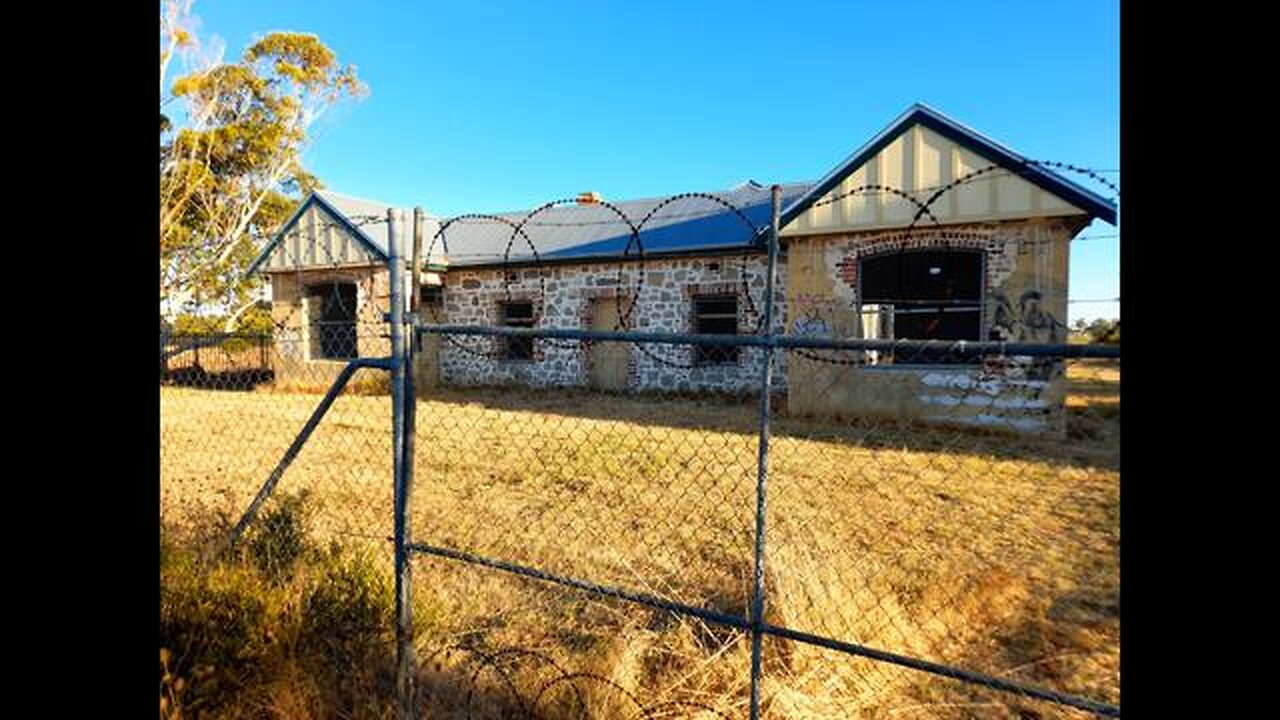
left=413, top=322, right=1121, bottom=359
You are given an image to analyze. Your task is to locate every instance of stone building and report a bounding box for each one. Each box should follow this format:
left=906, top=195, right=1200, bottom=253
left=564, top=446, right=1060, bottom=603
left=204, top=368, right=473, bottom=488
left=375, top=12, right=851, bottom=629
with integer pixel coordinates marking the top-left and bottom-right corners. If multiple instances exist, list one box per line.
left=248, top=103, right=1116, bottom=433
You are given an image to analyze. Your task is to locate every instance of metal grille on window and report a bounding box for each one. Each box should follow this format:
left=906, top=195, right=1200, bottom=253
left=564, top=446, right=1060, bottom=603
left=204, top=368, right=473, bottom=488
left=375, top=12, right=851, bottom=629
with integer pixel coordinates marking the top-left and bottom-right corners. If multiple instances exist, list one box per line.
left=502, top=301, right=535, bottom=360
left=693, top=294, right=738, bottom=365
left=308, top=282, right=358, bottom=360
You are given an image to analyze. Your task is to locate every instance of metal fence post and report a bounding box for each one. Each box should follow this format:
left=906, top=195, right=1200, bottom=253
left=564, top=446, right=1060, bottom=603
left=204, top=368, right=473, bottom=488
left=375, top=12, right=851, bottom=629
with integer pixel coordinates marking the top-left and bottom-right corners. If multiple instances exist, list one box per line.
left=389, top=208, right=415, bottom=719
left=749, top=185, right=782, bottom=719
left=161, top=325, right=170, bottom=379
left=412, top=207, right=424, bottom=353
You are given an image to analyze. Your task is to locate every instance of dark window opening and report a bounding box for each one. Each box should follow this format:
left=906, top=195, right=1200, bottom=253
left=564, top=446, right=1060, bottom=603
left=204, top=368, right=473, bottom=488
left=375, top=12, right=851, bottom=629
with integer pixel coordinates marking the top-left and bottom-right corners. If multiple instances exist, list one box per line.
left=421, top=285, right=444, bottom=307
left=694, top=294, right=739, bottom=365
left=501, top=301, right=535, bottom=360
left=419, top=285, right=444, bottom=321
left=860, top=250, right=982, bottom=365
left=307, top=282, right=358, bottom=359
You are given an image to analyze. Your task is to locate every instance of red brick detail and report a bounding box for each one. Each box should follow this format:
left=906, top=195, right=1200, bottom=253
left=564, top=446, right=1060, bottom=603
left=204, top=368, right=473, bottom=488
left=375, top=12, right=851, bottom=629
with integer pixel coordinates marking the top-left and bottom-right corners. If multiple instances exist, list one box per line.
left=834, top=229, right=1001, bottom=296
left=684, top=280, right=749, bottom=368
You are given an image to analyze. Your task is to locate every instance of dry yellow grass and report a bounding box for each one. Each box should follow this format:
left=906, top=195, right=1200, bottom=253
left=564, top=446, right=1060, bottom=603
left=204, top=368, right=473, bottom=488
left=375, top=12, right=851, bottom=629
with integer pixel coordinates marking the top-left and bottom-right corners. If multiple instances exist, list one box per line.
left=161, top=361, right=1119, bottom=718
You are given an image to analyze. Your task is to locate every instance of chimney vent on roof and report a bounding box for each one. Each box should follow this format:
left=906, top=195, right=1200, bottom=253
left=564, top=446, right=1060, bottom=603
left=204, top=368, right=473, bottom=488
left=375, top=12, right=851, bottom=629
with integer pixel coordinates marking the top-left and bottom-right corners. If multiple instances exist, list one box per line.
left=576, top=191, right=602, bottom=205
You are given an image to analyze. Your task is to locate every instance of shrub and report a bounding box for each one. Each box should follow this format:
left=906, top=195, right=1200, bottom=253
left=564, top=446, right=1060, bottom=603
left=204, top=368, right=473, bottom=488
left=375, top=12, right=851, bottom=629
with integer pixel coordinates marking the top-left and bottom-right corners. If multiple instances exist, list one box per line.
left=159, top=556, right=275, bottom=716
left=297, top=547, right=396, bottom=713
left=246, top=490, right=314, bottom=582
left=159, top=513, right=397, bottom=717
left=299, top=548, right=393, bottom=669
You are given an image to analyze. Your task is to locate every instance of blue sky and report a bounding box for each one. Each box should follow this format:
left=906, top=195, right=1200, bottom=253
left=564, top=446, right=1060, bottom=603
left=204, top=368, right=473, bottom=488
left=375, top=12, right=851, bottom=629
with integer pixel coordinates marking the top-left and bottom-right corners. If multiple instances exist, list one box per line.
left=178, top=0, right=1119, bottom=322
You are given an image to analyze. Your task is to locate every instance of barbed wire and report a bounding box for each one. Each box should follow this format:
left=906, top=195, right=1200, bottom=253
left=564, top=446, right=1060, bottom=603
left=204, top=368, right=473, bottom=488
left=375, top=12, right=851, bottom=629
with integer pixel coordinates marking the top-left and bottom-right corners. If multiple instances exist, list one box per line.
left=163, top=156, right=1121, bottom=718
left=169, top=157, right=1117, bottom=322
left=199, top=156, right=1120, bottom=370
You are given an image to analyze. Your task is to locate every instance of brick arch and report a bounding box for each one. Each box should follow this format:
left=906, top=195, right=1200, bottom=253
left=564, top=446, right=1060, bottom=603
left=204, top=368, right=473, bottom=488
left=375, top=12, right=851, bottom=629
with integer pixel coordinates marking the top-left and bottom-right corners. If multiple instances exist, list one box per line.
left=834, top=228, right=1012, bottom=298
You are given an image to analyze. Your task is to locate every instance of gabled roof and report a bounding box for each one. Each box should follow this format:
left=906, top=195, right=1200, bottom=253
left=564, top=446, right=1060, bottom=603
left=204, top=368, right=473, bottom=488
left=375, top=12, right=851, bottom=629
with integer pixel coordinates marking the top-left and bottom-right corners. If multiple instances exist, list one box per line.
left=249, top=104, right=1115, bottom=275
left=249, top=183, right=815, bottom=274
left=246, top=190, right=394, bottom=275
left=779, top=103, right=1118, bottom=228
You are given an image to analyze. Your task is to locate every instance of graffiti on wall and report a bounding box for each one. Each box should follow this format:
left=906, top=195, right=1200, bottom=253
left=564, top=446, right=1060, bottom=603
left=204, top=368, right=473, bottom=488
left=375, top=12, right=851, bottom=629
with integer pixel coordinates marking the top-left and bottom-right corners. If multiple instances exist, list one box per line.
left=793, top=308, right=833, bottom=338
left=990, top=289, right=1066, bottom=344
left=988, top=289, right=1066, bottom=381
left=791, top=293, right=839, bottom=338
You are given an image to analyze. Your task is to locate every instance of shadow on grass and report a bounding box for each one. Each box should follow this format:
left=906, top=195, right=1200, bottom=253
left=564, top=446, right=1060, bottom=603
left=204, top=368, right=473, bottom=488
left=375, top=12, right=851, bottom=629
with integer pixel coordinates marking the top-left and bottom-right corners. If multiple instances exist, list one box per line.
left=413, top=382, right=1120, bottom=472
left=162, top=365, right=276, bottom=391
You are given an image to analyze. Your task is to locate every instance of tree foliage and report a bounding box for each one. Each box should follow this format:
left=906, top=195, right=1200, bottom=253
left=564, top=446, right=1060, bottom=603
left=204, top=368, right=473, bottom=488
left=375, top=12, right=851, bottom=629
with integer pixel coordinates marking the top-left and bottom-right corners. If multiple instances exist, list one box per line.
left=1085, top=318, right=1120, bottom=344
left=171, top=305, right=273, bottom=337
left=160, top=0, right=366, bottom=328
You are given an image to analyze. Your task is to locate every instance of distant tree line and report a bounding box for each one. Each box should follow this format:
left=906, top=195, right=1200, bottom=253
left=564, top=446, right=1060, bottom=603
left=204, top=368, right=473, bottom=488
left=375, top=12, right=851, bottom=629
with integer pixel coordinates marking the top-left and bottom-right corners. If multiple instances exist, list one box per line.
left=1072, top=318, right=1120, bottom=344
left=162, top=304, right=275, bottom=337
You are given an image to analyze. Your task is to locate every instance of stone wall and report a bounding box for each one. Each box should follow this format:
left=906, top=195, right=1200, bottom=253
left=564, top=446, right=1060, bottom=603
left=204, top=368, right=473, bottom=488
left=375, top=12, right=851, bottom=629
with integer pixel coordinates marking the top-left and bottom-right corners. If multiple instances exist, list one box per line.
left=428, top=254, right=786, bottom=394
left=268, top=266, right=391, bottom=389
left=259, top=215, right=1089, bottom=436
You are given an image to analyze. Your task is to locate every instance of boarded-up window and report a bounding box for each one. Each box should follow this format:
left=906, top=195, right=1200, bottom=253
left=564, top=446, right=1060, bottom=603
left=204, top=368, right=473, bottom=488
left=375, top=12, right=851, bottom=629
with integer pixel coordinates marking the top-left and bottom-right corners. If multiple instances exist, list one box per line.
left=307, top=282, right=358, bottom=360
left=501, top=301, right=534, bottom=360
left=693, top=294, right=739, bottom=365
left=860, top=250, right=982, bottom=364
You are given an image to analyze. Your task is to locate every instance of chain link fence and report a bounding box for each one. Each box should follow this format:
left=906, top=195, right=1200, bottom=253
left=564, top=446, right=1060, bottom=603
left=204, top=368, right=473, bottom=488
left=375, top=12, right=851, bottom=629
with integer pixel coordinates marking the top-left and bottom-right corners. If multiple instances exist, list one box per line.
left=160, top=287, right=401, bottom=717
left=160, top=173, right=1119, bottom=718
left=403, top=327, right=1119, bottom=718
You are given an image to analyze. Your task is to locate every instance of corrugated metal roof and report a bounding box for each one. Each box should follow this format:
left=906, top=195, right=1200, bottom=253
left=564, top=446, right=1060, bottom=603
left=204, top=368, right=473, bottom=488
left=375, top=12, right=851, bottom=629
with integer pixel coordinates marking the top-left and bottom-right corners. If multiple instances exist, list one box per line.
left=259, top=183, right=812, bottom=272
left=246, top=190, right=398, bottom=275
left=430, top=182, right=812, bottom=267
left=312, top=190, right=402, bottom=256
left=254, top=103, right=1115, bottom=276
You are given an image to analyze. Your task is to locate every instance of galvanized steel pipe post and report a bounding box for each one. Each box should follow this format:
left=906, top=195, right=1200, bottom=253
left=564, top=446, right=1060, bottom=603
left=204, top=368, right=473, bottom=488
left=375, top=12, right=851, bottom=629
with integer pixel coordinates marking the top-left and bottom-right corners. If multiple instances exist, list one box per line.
left=388, top=208, right=415, bottom=719
left=748, top=185, right=782, bottom=719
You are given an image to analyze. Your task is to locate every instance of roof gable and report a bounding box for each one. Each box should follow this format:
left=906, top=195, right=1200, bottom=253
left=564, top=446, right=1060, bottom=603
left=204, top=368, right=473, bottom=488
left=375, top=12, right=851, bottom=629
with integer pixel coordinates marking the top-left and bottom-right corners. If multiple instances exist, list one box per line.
left=779, top=104, right=1117, bottom=232
left=247, top=191, right=392, bottom=275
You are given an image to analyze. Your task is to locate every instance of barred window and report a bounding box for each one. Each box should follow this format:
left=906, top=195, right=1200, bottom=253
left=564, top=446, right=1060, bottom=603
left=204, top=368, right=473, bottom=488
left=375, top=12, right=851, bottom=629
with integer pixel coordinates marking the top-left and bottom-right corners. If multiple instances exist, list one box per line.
left=307, top=282, right=358, bottom=360
left=420, top=285, right=444, bottom=308
left=693, top=294, right=739, bottom=365
left=860, top=250, right=982, bottom=365
left=501, top=301, right=535, bottom=361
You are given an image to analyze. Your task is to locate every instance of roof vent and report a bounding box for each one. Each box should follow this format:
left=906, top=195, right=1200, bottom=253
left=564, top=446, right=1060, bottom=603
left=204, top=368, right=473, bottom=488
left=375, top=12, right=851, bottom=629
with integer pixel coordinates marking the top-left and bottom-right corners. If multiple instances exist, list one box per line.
left=576, top=191, right=602, bottom=205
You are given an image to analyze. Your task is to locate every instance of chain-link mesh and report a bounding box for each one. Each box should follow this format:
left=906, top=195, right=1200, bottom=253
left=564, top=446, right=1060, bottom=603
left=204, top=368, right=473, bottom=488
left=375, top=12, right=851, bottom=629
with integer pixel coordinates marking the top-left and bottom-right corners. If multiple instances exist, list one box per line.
left=160, top=332, right=396, bottom=550
left=761, top=349, right=1119, bottom=716
left=401, top=329, right=1118, bottom=717
left=161, top=170, right=1118, bottom=716
left=160, top=263, right=401, bottom=717
left=412, top=553, right=751, bottom=719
